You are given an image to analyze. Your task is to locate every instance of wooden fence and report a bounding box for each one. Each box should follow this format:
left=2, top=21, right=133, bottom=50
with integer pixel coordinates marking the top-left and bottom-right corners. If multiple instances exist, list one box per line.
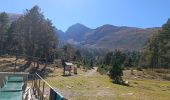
left=32, top=73, right=67, bottom=100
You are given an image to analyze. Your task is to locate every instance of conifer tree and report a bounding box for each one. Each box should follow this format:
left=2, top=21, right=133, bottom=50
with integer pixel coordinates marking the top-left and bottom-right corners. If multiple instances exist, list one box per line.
left=0, top=12, right=9, bottom=52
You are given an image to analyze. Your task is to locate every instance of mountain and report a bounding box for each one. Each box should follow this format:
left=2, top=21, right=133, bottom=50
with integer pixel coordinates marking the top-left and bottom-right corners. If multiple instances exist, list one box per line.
left=65, top=23, right=91, bottom=42
left=58, top=24, right=160, bottom=50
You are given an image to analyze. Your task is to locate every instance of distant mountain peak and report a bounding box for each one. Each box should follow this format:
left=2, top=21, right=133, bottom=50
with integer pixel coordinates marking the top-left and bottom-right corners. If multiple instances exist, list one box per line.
left=73, top=23, right=84, bottom=26
left=101, top=24, right=117, bottom=28
left=63, top=23, right=91, bottom=42
left=66, top=23, right=90, bottom=34
left=67, top=23, right=90, bottom=31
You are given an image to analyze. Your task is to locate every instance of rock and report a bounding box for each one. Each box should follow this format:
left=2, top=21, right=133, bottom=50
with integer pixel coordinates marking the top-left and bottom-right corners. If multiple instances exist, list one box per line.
left=67, top=86, right=72, bottom=89
left=125, top=81, right=129, bottom=84
left=127, top=93, right=133, bottom=95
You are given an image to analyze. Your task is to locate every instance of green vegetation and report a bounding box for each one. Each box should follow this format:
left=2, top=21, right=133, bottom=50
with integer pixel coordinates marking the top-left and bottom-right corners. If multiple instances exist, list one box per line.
left=109, top=50, right=124, bottom=84
left=97, top=64, right=109, bottom=75
left=0, top=12, right=9, bottom=52
left=97, top=50, right=141, bottom=83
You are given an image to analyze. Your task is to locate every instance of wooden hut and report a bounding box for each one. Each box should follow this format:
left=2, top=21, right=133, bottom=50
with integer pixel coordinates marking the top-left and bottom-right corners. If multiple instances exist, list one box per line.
left=63, top=62, right=73, bottom=75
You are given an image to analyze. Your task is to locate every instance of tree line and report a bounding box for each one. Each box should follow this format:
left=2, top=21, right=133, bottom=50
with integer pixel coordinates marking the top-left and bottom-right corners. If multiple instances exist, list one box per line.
left=55, top=44, right=107, bottom=69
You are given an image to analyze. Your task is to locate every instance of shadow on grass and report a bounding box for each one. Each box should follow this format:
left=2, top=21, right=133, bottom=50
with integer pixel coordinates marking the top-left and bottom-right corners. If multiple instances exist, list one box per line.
left=62, top=74, right=72, bottom=77
left=111, top=80, right=132, bottom=87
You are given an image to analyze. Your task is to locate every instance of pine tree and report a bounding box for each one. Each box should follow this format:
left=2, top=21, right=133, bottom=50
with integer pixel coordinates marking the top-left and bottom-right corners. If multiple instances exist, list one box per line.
left=109, top=50, right=123, bottom=84
left=104, top=52, right=113, bottom=65
left=0, top=12, right=9, bottom=52
left=90, top=59, right=94, bottom=68
left=110, top=62, right=123, bottom=84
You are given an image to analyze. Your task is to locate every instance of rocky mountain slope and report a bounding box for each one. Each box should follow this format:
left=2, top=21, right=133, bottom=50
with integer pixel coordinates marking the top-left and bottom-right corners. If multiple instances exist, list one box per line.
left=58, top=23, right=159, bottom=50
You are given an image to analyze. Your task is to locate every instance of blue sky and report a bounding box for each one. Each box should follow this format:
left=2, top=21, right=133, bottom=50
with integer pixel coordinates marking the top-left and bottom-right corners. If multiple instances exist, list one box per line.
left=0, top=0, right=170, bottom=31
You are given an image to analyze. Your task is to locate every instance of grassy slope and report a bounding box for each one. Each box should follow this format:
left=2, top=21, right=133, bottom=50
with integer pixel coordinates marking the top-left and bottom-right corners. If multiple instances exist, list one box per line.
left=45, top=68, right=170, bottom=100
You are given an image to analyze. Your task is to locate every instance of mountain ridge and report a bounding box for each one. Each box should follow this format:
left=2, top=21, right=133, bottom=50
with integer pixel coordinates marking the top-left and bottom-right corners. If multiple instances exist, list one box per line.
left=58, top=23, right=160, bottom=50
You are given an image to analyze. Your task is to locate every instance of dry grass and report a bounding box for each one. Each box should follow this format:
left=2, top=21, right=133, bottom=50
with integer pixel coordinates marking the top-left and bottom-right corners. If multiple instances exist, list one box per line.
left=0, top=57, right=26, bottom=72
left=45, top=68, right=170, bottom=100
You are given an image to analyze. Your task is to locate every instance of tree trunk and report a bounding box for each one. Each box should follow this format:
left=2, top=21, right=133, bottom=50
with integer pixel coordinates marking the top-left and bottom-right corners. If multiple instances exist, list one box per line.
left=35, top=60, right=39, bottom=70
left=41, top=55, right=48, bottom=72
left=20, top=57, right=32, bottom=71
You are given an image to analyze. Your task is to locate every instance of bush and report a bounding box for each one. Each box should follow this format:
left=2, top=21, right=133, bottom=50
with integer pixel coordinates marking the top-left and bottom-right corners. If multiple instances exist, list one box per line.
left=97, top=65, right=110, bottom=75
left=109, top=62, right=123, bottom=84
left=163, top=75, right=170, bottom=81
left=77, top=63, right=81, bottom=68
left=155, top=68, right=167, bottom=73
left=136, top=67, right=143, bottom=71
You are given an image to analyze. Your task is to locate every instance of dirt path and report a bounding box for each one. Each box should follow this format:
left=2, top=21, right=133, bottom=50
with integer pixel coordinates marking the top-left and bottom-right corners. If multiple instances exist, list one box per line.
left=84, top=67, right=98, bottom=76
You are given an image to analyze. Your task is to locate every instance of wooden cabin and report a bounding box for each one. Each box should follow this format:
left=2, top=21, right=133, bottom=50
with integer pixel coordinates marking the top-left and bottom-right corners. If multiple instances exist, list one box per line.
left=63, top=62, right=77, bottom=75
left=63, top=62, right=73, bottom=75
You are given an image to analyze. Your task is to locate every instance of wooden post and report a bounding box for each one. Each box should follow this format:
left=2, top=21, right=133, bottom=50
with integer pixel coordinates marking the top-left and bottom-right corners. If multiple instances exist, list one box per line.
left=38, top=79, right=41, bottom=99
left=32, top=78, right=33, bottom=89
left=14, top=56, right=17, bottom=73
left=33, top=79, right=34, bottom=93
left=35, top=79, right=37, bottom=96
left=74, top=67, right=77, bottom=74
left=63, top=66, right=65, bottom=75
left=42, top=82, right=45, bottom=100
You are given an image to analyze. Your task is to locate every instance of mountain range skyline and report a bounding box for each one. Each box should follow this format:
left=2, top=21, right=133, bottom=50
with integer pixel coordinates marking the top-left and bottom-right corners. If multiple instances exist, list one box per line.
left=2, top=12, right=162, bottom=32
left=57, top=23, right=161, bottom=33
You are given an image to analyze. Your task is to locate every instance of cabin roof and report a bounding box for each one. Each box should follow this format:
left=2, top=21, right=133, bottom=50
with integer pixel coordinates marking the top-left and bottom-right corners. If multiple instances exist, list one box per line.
left=65, top=62, right=73, bottom=66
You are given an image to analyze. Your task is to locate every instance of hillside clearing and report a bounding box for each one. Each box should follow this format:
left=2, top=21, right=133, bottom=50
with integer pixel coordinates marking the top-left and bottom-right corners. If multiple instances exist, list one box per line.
left=45, top=67, right=170, bottom=100
left=1, top=57, right=170, bottom=100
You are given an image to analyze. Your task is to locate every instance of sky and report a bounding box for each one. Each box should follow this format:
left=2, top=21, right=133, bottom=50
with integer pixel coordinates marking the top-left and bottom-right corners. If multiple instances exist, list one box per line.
left=0, top=0, right=170, bottom=31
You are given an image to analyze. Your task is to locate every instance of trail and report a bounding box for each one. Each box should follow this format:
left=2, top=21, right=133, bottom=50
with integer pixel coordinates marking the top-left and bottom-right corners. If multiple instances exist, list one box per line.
left=84, top=67, right=98, bottom=76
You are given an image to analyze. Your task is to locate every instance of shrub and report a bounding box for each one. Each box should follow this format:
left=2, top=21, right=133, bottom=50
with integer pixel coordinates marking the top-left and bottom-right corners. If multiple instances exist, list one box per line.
left=136, top=67, right=143, bottom=71
left=109, top=62, right=123, bottom=84
left=97, top=65, right=110, bottom=75
left=155, top=68, right=167, bottom=73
